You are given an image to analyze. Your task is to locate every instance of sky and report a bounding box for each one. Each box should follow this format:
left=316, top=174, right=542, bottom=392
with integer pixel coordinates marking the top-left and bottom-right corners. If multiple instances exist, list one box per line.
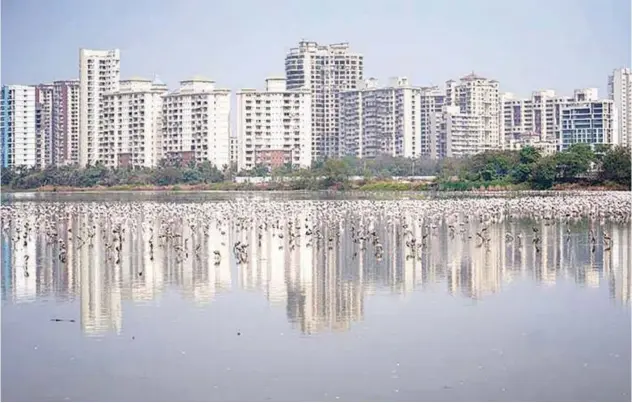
left=1, top=0, right=630, bottom=97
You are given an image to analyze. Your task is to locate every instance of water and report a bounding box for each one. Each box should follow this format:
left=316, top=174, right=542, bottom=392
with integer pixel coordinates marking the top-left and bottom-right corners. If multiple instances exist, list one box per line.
left=1, top=192, right=630, bottom=402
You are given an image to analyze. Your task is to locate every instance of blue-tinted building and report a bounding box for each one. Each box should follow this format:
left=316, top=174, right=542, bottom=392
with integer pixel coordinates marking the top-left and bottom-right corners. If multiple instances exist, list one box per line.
left=559, top=88, right=619, bottom=151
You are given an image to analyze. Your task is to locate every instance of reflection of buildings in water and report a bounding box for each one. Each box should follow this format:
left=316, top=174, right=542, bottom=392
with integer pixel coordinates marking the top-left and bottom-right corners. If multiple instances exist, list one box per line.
left=534, top=222, right=557, bottom=286
left=239, top=219, right=286, bottom=305
left=610, top=226, right=630, bottom=303
left=583, top=266, right=601, bottom=288
left=444, top=220, right=503, bottom=299
left=172, top=223, right=232, bottom=305
left=80, top=220, right=123, bottom=335
left=1, top=235, right=11, bottom=299
left=472, top=224, right=503, bottom=298
left=288, top=245, right=363, bottom=334
left=155, top=220, right=232, bottom=305
left=3, top=208, right=631, bottom=337
left=12, top=219, right=37, bottom=302
left=249, top=211, right=365, bottom=334
left=63, top=216, right=80, bottom=299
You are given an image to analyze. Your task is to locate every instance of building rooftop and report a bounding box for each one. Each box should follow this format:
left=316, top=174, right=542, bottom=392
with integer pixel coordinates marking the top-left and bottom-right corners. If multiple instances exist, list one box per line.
left=53, top=79, right=79, bottom=84
left=122, top=77, right=152, bottom=82
left=152, top=74, right=165, bottom=86
left=461, top=72, right=487, bottom=81
left=182, top=75, right=214, bottom=83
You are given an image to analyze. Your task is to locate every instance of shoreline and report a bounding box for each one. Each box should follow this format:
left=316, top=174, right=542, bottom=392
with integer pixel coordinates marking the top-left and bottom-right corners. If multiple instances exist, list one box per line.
left=1, top=182, right=628, bottom=194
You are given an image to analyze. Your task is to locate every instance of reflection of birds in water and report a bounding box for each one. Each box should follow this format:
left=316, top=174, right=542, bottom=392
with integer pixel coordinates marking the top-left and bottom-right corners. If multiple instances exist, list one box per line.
left=1, top=192, right=629, bottom=309
left=589, top=229, right=597, bottom=245
left=602, top=230, right=612, bottom=251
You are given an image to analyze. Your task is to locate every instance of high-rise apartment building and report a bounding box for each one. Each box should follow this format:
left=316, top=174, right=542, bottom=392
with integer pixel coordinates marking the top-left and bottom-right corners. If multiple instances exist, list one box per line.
left=285, top=41, right=363, bottom=159
left=52, top=80, right=80, bottom=165
left=236, top=77, right=312, bottom=172
left=445, top=73, right=501, bottom=151
left=1, top=85, right=37, bottom=168
left=559, top=88, right=619, bottom=151
left=500, top=90, right=564, bottom=155
left=79, top=48, right=120, bottom=167
left=229, top=137, right=239, bottom=166
left=339, top=77, right=421, bottom=159
left=501, top=88, right=618, bottom=153
left=419, top=86, right=446, bottom=159
left=35, top=84, right=54, bottom=168
left=443, top=105, right=483, bottom=158
left=101, top=78, right=168, bottom=168
left=501, top=90, right=567, bottom=142
left=608, top=68, right=631, bottom=148
left=161, top=78, right=231, bottom=168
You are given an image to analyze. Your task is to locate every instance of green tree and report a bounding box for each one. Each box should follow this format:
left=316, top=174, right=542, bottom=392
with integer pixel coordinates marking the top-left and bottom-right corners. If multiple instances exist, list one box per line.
left=555, top=143, right=595, bottom=181
left=197, top=161, right=224, bottom=183
left=250, top=164, right=269, bottom=177
left=321, top=158, right=351, bottom=188
left=182, top=168, right=202, bottom=184
left=531, top=156, right=557, bottom=189
left=511, top=163, right=532, bottom=183
left=519, top=146, right=541, bottom=165
left=599, top=145, right=631, bottom=186
left=152, top=166, right=183, bottom=186
left=593, top=144, right=612, bottom=163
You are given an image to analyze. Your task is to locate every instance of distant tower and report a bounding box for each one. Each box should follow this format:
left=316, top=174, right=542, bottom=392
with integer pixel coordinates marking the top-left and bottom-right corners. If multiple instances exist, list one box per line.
left=78, top=48, right=120, bottom=167
left=609, top=68, right=631, bottom=147
left=285, top=41, right=364, bottom=160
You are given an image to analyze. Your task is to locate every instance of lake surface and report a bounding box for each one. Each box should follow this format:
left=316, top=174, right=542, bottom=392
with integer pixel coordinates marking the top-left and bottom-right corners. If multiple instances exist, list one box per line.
left=1, top=191, right=630, bottom=402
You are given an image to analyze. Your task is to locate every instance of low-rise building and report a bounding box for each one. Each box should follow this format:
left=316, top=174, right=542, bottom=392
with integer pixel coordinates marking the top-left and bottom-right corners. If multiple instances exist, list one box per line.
left=505, top=132, right=557, bottom=155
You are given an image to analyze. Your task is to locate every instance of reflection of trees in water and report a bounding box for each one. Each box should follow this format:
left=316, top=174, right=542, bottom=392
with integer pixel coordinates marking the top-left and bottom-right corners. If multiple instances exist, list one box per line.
left=1, top=213, right=630, bottom=335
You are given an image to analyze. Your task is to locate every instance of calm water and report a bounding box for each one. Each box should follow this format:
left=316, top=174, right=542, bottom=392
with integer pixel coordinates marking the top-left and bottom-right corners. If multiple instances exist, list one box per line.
left=1, top=192, right=630, bottom=402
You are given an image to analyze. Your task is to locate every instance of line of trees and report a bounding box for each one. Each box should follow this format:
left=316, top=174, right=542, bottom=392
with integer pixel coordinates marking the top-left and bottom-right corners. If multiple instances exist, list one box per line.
left=1, top=144, right=629, bottom=191
left=1, top=160, right=227, bottom=190
left=440, top=144, right=631, bottom=190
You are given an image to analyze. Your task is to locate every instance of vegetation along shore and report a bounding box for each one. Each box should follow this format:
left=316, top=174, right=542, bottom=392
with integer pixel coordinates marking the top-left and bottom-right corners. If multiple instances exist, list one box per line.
left=1, top=144, right=630, bottom=192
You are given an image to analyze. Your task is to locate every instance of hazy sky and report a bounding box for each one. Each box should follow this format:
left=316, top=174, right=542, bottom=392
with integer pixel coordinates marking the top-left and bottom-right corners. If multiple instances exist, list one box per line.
left=2, top=0, right=630, bottom=97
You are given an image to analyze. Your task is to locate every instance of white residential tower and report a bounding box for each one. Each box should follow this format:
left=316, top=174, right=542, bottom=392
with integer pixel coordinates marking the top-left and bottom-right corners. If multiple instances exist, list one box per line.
left=161, top=78, right=231, bottom=168
left=608, top=68, right=631, bottom=148
left=1, top=85, right=37, bottom=168
left=236, top=77, right=312, bottom=172
left=339, top=77, right=421, bottom=159
left=78, top=48, right=121, bottom=167
left=35, top=84, right=54, bottom=168
left=52, top=80, right=80, bottom=165
left=101, top=78, right=168, bottom=168
left=285, top=41, right=363, bottom=159
left=446, top=73, right=501, bottom=151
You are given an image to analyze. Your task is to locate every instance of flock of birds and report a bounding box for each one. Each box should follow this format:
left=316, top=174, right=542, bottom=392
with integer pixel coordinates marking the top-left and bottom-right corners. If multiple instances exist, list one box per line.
left=1, top=192, right=630, bottom=280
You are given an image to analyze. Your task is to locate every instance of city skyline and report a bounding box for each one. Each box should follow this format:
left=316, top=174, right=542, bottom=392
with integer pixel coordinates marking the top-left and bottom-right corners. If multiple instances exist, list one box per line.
left=2, top=0, right=630, bottom=98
